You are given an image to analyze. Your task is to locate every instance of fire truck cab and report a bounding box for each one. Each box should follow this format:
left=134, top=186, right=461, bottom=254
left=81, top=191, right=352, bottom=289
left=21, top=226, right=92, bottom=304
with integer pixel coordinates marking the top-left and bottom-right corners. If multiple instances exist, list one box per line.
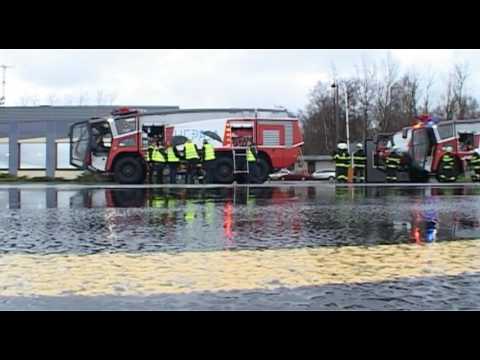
left=70, top=108, right=304, bottom=184
left=366, top=116, right=480, bottom=182
left=407, top=117, right=480, bottom=181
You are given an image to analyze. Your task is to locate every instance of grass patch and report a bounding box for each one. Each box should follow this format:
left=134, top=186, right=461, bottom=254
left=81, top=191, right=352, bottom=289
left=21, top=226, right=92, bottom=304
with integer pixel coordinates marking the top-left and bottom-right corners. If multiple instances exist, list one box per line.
left=0, top=172, right=114, bottom=184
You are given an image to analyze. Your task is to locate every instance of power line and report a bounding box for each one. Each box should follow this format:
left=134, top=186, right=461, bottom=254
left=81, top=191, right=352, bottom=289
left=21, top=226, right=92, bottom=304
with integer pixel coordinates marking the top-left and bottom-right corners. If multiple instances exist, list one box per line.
left=0, top=64, right=14, bottom=106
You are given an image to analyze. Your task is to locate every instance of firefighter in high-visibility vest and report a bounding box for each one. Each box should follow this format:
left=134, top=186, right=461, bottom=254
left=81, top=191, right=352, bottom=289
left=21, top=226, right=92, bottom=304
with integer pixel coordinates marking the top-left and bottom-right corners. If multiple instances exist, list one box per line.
left=202, top=139, right=216, bottom=184
left=353, top=143, right=366, bottom=183
left=184, top=139, right=200, bottom=184
left=166, top=142, right=180, bottom=184
left=147, top=139, right=166, bottom=184
left=437, top=145, right=457, bottom=183
left=469, top=148, right=480, bottom=182
left=246, top=140, right=258, bottom=183
left=385, top=147, right=402, bottom=183
left=334, top=142, right=350, bottom=183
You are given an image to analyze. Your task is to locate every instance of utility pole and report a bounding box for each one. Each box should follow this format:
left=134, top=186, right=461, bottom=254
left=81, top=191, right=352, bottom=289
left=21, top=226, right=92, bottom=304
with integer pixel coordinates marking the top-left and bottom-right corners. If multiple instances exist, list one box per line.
left=343, top=83, right=353, bottom=169
left=0, top=65, right=13, bottom=106
left=331, top=82, right=339, bottom=148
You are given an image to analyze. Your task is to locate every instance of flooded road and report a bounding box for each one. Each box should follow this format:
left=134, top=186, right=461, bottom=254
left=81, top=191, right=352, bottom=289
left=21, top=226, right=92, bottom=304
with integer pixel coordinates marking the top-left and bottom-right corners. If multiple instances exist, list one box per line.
left=0, top=185, right=480, bottom=310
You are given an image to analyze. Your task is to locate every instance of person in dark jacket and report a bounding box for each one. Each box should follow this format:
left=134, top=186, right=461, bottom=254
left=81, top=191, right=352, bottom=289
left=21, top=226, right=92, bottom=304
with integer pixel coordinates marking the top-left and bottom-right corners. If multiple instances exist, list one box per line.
left=385, top=147, right=402, bottom=183
left=202, top=139, right=216, bottom=184
left=334, top=142, right=351, bottom=183
left=437, top=145, right=457, bottom=182
left=353, top=143, right=366, bottom=183
left=147, top=139, right=166, bottom=184
left=184, top=139, right=200, bottom=184
left=470, top=149, right=480, bottom=182
left=246, top=140, right=258, bottom=183
left=166, top=142, right=180, bottom=184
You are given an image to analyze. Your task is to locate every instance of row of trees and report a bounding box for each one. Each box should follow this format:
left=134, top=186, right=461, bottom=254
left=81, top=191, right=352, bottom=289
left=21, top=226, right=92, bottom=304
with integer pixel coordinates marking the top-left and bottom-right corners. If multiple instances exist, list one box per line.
left=18, top=90, right=118, bottom=106
left=301, top=55, right=480, bottom=155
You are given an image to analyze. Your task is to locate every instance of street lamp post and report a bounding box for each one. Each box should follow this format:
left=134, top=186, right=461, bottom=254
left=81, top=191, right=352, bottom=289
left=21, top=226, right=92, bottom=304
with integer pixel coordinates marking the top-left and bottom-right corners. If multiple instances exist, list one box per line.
left=343, top=83, right=354, bottom=169
left=331, top=82, right=339, bottom=147
left=0, top=65, right=13, bottom=106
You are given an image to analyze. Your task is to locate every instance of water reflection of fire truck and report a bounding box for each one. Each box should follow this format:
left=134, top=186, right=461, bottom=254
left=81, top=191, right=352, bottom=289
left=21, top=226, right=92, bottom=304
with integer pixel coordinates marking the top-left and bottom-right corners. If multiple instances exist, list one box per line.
left=369, top=115, right=480, bottom=182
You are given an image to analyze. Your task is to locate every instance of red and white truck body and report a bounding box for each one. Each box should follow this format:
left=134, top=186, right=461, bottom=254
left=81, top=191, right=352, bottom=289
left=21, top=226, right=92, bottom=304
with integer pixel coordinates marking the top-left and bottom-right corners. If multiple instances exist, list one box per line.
left=70, top=108, right=304, bottom=184
left=370, top=116, right=480, bottom=181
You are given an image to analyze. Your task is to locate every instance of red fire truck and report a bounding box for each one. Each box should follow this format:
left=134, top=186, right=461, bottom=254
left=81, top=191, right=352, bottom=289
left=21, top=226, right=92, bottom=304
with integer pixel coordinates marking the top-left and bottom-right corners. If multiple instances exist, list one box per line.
left=70, top=108, right=304, bottom=184
left=370, top=115, right=480, bottom=182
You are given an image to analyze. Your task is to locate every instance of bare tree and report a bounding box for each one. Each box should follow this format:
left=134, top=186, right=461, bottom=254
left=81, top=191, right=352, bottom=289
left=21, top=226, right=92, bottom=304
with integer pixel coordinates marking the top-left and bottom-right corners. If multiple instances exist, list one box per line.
left=357, top=59, right=377, bottom=140
left=77, top=92, right=89, bottom=106
left=402, top=70, right=420, bottom=120
left=376, top=53, right=399, bottom=132
left=104, top=91, right=118, bottom=106
left=47, top=94, right=59, bottom=106
left=19, top=96, right=32, bottom=106
left=63, top=94, right=74, bottom=106
left=30, top=95, right=40, bottom=106
left=96, top=90, right=105, bottom=105
left=421, top=68, right=435, bottom=114
left=452, top=62, right=469, bottom=119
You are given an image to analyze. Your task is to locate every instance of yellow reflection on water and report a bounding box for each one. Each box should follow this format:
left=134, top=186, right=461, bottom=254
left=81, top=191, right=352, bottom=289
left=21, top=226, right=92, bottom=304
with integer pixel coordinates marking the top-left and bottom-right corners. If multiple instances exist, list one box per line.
left=1, top=240, right=480, bottom=297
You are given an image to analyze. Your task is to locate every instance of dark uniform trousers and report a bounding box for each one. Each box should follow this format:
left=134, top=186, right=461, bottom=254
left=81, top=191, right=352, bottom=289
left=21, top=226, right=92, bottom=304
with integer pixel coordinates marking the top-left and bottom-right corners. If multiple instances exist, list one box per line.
left=470, top=154, right=480, bottom=182
left=438, top=154, right=457, bottom=182
left=186, top=160, right=199, bottom=184
left=168, top=164, right=177, bottom=184
left=150, top=163, right=165, bottom=184
left=203, top=160, right=215, bottom=183
left=334, top=151, right=351, bottom=183
left=353, top=150, right=366, bottom=183
left=385, top=155, right=401, bottom=182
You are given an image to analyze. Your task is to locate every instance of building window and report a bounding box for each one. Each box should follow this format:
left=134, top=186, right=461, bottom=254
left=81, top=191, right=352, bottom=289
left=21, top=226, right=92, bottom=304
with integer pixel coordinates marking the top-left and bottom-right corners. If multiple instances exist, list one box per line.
left=57, top=143, right=76, bottom=169
left=0, top=143, right=9, bottom=169
left=19, top=143, right=46, bottom=169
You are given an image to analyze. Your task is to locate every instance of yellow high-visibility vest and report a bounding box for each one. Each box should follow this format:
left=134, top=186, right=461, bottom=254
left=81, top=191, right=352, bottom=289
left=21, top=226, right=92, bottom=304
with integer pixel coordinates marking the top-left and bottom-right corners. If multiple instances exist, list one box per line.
left=203, top=143, right=216, bottom=161
left=151, top=148, right=165, bottom=163
left=185, top=142, right=199, bottom=160
left=247, top=147, right=256, bottom=162
left=166, top=147, right=180, bottom=163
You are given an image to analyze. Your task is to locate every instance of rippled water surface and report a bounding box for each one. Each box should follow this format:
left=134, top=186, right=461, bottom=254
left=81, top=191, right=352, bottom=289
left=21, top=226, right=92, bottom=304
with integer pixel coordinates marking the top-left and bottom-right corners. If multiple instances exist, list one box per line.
left=0, top=185, right=479, bottom=310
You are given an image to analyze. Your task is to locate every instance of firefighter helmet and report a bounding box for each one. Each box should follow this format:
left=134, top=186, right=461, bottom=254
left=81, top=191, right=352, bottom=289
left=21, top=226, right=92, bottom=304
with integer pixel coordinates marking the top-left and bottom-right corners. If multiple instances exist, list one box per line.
left=474, top=148, right=480, bottom=155
left=337, top=143, right=348, bottom=150
left=356, top=143, right=363, bottom=150
left=444, top=145, right=453, bottom=153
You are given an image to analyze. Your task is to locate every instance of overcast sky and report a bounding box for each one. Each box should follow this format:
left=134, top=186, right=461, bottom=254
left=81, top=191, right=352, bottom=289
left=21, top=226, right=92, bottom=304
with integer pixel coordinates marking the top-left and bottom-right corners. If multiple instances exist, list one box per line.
left=1, top=49, right=480, bottom=112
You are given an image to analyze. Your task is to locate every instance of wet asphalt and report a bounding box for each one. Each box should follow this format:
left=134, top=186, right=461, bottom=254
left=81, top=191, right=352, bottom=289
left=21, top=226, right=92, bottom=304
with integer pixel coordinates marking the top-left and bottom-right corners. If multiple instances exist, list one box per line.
left=0, top=183, right=479, bottom=310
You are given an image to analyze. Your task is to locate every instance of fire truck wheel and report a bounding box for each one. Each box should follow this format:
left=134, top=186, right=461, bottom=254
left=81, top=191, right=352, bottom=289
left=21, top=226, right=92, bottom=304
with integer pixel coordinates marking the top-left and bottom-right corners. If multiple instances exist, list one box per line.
left=213, top=157, right=235, bottom=184
left=254, top=157, right=271, bottom=183
left=114, top=156, right=146, bottom=184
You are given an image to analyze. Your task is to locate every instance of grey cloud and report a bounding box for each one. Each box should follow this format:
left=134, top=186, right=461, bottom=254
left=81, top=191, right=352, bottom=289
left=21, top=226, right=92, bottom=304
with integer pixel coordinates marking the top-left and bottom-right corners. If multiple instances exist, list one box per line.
left=2, top=49, right=480, bottom=110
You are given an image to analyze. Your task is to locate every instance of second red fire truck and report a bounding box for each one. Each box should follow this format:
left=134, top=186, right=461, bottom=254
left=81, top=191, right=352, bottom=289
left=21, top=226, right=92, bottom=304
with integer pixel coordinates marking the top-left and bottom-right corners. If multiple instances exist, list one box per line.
left=369, top=115, right=480, bottom=182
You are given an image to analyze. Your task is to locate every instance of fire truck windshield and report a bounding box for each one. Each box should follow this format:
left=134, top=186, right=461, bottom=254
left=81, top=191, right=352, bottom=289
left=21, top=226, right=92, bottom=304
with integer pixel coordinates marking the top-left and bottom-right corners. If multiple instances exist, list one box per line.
left=114, top=117, right=137, bottom=136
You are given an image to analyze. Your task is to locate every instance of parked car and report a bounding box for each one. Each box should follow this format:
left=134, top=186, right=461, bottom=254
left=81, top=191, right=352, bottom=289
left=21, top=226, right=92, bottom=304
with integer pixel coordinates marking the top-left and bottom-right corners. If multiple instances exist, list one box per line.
left=312, top=169, right=336, bottom=182
left=269, top=169, right=312, bottom=181
left=269, top=169, right=291, bottom=180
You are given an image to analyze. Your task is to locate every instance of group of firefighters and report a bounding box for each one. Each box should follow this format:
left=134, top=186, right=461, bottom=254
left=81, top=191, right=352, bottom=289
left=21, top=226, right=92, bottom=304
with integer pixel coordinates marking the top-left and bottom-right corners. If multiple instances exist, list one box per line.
left=146, top=137, right=258, bottom=184
left=334, top=142, right=480, bottom=183
left=333, top=142, right=367, bottom=183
